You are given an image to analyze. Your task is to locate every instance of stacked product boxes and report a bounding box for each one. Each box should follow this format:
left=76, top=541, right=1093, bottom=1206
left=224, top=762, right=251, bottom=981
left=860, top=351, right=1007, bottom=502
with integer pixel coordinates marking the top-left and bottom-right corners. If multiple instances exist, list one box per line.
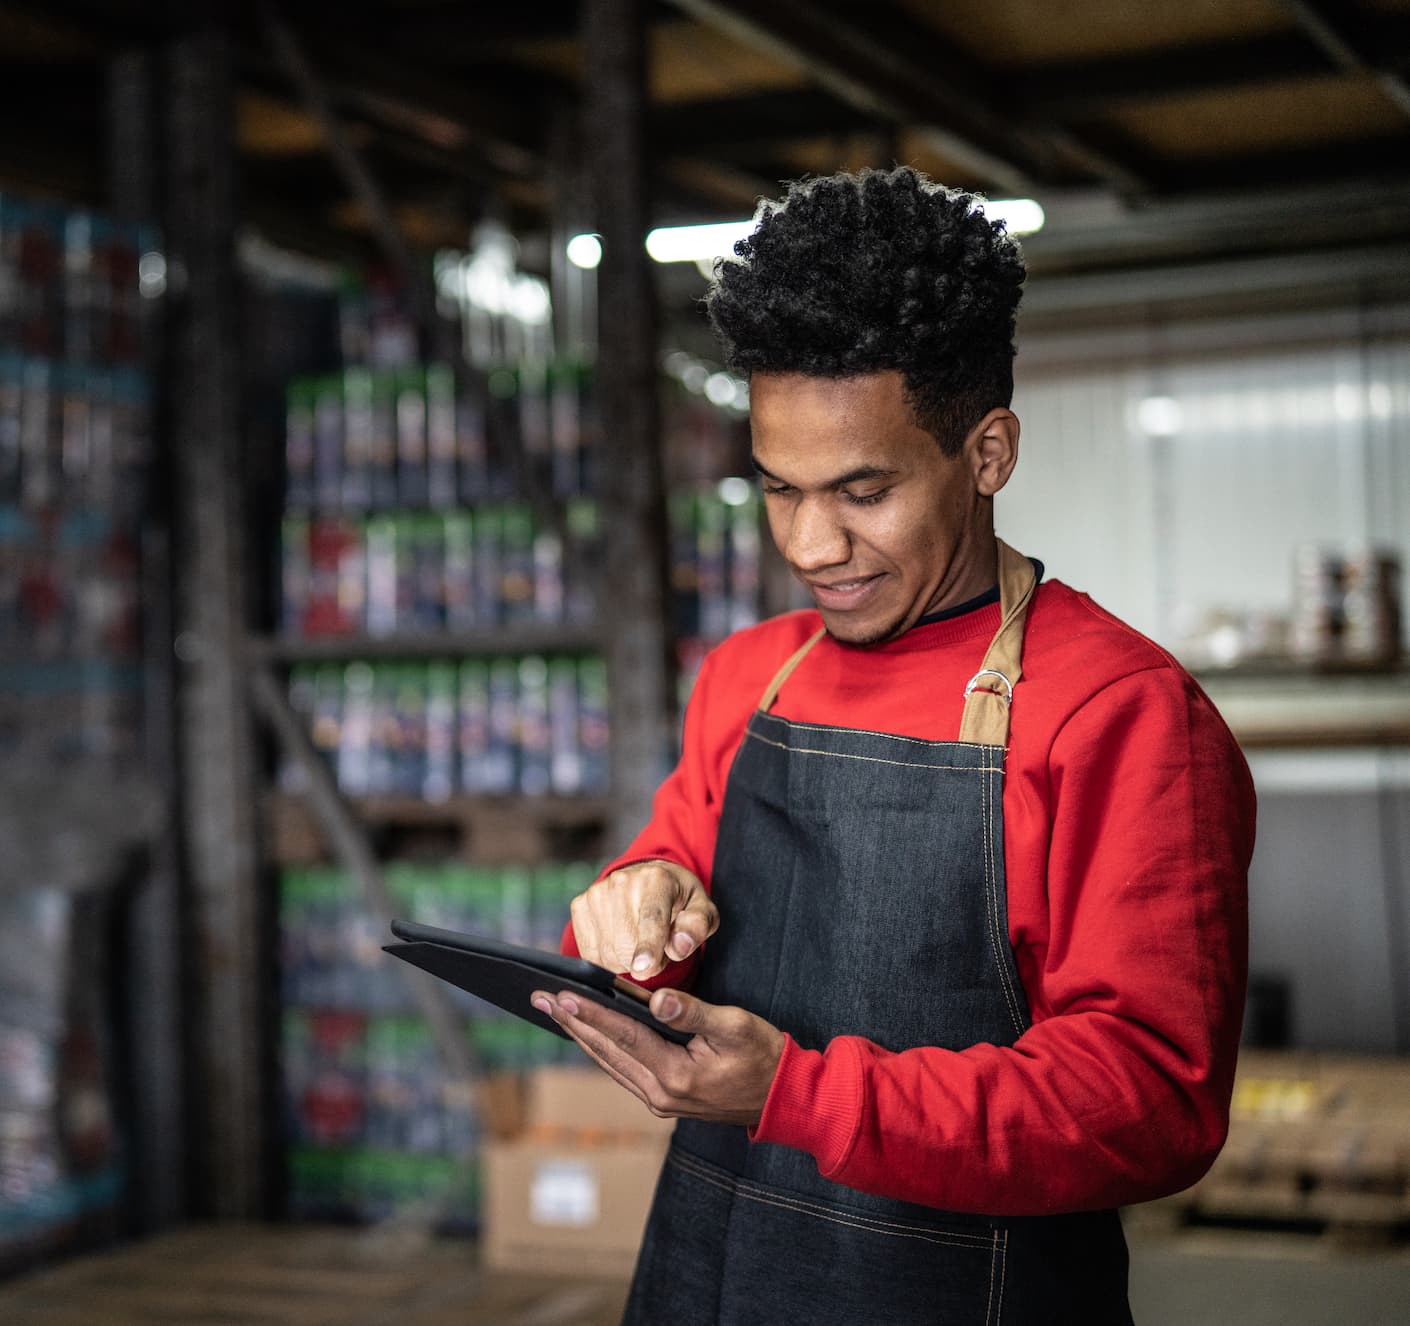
left=279, top=861, right=593, bottom=1226
left=0, top=196, right=154, bottom=764
left=0, top=194, right=154, bottom=1267
left=280, top=501, right=600, bottom=638
left=284, top=359, right=597, bottom=512
left=281, top=654, right=610, bottom=800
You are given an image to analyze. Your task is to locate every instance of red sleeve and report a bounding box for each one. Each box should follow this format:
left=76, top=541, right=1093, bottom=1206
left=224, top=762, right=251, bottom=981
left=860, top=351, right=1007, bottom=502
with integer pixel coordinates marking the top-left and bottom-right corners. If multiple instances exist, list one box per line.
left=751, top=667, right=1254, bottom=1215
left=560, top=651, right=732, bottom=992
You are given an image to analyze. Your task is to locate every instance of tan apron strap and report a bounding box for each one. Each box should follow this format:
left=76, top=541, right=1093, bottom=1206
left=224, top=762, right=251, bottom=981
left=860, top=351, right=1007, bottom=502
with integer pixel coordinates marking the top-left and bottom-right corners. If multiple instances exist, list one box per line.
left=758, top=627, right=827, bottom=712
left=958, top=539, right=1038, bottom=748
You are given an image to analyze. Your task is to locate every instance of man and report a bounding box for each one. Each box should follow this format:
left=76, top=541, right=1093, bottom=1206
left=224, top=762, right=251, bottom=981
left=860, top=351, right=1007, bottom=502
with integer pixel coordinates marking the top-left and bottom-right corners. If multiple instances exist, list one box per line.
left=531, top=167, right=1253, bottom=1325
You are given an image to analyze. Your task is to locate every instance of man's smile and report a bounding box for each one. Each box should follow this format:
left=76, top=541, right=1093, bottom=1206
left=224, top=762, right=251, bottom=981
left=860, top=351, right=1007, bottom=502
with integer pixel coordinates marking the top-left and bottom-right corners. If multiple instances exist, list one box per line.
left=807, top=573, right=887, bottom=611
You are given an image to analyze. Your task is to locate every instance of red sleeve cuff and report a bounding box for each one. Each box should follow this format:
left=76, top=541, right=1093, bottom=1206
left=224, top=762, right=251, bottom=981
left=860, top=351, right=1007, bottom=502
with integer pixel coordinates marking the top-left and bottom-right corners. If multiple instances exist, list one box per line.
left=749, top=1035, right=863, bottom=1178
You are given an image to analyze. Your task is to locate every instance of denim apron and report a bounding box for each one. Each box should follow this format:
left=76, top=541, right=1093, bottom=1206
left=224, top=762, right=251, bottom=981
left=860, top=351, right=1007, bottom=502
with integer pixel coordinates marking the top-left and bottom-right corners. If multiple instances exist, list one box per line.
left=622, top=541, right=1133, bottom=1326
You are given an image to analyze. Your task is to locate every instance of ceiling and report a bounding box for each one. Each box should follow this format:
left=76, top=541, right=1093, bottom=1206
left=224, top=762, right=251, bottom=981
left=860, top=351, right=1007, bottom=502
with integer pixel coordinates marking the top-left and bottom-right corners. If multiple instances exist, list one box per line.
left=2, top=0, right=1409, bottom=314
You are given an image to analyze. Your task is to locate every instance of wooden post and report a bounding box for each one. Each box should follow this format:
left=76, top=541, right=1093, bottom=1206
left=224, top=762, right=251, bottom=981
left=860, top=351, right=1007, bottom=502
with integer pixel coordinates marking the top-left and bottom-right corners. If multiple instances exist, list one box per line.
left=582, top=0, right=675, bottom=852
left=106, top=44, right=188, bottom=1232
left=163, top=23, right=266, bottom=1218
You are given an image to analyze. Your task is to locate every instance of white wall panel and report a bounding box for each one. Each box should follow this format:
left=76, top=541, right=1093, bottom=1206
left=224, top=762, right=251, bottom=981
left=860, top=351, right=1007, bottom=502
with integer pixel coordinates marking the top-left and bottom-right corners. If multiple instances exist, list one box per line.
left=1002, top=320, right=1410, bottom=653
left=1001, top=364, right=1158, bottom=635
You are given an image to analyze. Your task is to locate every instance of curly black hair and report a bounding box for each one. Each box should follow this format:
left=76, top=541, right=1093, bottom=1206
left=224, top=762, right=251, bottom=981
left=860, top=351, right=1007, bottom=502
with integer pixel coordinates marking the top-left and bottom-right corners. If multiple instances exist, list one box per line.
left=706, top=167, right=1026, bottom=457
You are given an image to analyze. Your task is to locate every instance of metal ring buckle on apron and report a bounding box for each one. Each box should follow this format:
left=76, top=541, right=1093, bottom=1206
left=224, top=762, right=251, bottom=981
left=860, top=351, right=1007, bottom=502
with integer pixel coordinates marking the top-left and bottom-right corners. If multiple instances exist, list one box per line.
left=963, top=668, right=1014, bottom=705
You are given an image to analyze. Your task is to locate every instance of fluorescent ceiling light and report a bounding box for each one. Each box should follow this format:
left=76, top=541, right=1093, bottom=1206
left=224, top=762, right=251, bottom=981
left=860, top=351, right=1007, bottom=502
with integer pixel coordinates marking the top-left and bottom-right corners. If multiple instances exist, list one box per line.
left=980, top=198, right=1045, bottom=236
left=646, top=220, right=757, bottom=264
left=581, top=196, right=1045, bottom=272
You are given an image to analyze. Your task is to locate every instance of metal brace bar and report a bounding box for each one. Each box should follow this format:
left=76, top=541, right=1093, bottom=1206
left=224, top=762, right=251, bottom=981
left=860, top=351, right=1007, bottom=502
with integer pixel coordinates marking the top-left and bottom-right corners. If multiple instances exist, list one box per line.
left=1279, top=0, right=1410, bottom=121
left=257, top=2, right=441, bottom=349
left=248, top=664, right=479, bottom=1083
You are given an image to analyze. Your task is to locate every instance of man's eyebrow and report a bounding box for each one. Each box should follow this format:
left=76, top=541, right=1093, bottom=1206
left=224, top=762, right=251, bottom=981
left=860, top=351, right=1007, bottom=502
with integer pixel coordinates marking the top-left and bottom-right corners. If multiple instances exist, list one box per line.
left=750, top=456, right=899, bottom=488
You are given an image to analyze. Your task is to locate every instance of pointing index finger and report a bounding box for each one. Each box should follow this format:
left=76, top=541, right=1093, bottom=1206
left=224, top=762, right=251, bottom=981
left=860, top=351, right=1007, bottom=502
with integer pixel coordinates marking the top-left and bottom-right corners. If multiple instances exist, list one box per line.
left=632, top=898, right=671, bottom=976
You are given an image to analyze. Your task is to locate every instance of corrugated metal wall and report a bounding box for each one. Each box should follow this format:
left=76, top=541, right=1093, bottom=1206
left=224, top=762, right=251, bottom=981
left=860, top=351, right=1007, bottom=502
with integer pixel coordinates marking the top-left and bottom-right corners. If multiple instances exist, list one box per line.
left=1003, top=308, right=1410, bottom=650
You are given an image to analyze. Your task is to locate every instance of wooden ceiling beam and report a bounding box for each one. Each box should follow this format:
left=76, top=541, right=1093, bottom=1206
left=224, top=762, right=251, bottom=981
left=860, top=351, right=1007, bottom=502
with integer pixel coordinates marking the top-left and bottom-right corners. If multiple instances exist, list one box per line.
left=1021, top=15, right=1410, bottom=116
left=659, top=0, right=1044, bottom=193
left=660, top=0, right=1149, bottom=195
left=343, top=0, right=583, bottom=49
left=657, top=156, right=788, bottom=217
left=650, top=87, right=881, bottom=154
left=1021, top=34, right=1330, bottom=115
left=241, top=26, right=552, bottom=181
left=1155, top=133, right=1410, bottom=193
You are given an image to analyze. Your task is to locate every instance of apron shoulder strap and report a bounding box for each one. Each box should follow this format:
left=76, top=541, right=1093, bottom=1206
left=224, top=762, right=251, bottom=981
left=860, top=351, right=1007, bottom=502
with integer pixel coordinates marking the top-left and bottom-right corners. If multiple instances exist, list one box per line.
left=758, top=626, right=827, bottom=713
left=958, top=538, right=1038, bottom=748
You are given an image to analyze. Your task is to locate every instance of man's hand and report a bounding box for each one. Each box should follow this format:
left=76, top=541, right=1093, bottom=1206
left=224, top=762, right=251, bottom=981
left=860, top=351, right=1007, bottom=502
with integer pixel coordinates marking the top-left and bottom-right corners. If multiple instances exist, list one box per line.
left=530, top=987, right=785, bottom=1128
left=570, top=860, right=719, bottom=980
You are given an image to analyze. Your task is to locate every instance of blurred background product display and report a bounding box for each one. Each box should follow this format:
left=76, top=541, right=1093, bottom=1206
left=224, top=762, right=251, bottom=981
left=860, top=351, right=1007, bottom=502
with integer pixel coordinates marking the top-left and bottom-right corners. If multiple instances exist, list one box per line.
left=0, top=2, right=1407, bottom=1323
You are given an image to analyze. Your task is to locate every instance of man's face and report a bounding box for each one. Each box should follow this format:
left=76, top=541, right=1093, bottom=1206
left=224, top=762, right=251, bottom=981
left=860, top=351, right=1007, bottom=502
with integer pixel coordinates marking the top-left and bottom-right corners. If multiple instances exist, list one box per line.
left=750, top=371, right=1007, bottom=646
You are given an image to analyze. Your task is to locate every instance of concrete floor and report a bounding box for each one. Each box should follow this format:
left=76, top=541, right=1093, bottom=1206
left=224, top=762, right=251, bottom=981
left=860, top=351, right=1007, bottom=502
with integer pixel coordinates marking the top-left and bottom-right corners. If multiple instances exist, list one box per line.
left=2, top=1223, right=1408, bottom=1324
left=1128, top=1228, right=1410, bottom=1326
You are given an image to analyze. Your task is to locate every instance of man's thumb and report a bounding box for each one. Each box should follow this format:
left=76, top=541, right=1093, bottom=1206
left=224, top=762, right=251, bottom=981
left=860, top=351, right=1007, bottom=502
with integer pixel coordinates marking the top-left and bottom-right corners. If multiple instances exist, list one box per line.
left=650, top=988, right=707, bottom=1035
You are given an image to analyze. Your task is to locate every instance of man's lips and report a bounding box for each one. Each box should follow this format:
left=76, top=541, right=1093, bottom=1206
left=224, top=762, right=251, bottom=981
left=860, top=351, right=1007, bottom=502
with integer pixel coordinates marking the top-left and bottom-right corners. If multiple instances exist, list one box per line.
left=807, top=573, right=885, bottom=610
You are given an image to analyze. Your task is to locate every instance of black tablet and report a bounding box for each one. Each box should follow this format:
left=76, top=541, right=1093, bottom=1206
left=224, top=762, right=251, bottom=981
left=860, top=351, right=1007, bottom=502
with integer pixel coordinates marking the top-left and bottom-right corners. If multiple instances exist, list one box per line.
left=383, top=919, right=694, bottom=1046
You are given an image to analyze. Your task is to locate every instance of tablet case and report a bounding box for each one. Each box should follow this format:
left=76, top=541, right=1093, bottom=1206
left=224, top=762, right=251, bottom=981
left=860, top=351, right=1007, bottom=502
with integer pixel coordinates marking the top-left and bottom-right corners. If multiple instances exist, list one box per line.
left=383, top=919, right=694, bottom=1046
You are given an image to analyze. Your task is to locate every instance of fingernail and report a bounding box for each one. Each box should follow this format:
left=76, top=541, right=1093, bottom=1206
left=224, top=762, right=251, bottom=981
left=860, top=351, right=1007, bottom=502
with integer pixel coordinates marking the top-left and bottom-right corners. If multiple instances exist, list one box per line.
left=658, top=994, right=682, bottom=1021
left=631, top=952, right=653, bottom=973
left=559, top=994, right=580, bottom=1016
left=669, top=932, right=695, bottom=959
left=531, top=997, right=552, bottom=1015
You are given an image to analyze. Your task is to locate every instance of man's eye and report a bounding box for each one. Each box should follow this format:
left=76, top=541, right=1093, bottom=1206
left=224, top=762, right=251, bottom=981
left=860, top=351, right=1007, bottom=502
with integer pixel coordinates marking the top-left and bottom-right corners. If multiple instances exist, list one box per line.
left=843, top=489, right=888, bottom=506
left=762, top=484, right=794, bottom=497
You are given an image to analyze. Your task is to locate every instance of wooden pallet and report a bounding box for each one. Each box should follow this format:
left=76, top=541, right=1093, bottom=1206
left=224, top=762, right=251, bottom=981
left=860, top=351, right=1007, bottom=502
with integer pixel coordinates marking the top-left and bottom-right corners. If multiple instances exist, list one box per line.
left=1141, top=1051, right=1410, bottom=1243
left=0, top=1223, right=630, bottom=1325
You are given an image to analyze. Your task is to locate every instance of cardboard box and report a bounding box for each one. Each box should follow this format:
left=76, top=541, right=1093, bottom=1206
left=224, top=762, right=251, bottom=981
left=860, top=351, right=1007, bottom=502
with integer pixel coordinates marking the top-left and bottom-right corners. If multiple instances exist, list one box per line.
left=481, top=1066, right=673, bottom=1278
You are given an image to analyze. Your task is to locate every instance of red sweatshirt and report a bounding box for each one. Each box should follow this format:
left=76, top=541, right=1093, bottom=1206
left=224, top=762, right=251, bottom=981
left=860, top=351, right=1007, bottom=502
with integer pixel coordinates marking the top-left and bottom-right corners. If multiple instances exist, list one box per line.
left=564, top=579, right=1254, bottom=1216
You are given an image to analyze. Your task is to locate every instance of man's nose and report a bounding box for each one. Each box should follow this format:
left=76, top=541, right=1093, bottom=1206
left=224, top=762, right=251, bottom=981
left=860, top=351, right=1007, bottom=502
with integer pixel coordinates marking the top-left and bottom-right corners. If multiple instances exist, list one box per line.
left=785, top=496, right=849, bottom=571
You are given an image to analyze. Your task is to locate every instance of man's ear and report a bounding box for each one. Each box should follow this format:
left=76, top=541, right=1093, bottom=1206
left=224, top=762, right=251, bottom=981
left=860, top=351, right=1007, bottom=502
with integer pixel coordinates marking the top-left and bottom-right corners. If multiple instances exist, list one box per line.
left=966, top=408, right=1019, bottom=498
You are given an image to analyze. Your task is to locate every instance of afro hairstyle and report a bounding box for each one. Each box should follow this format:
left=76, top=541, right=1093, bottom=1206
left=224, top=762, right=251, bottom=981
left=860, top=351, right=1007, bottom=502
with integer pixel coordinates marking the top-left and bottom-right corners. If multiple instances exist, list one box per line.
left=706, top=167, right=1026, bottom=457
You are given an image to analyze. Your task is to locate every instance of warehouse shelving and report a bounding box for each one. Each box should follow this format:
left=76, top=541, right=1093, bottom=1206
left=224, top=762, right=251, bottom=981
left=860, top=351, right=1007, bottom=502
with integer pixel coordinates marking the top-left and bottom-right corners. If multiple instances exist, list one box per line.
left=248, top=626, right=605, bottom=665
left=1197, top=666, right=1410, bottom=749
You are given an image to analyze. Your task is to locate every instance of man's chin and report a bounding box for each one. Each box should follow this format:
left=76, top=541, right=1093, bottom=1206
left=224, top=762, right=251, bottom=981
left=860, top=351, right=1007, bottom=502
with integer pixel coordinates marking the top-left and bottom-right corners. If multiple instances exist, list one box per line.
left=819, top=608, right=908, bottom=648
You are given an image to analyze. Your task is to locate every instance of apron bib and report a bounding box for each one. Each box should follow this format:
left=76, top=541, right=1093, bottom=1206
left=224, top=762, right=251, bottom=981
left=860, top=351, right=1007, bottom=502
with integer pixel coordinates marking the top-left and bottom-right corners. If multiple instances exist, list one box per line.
left=623, top=541, right=1132, bottom=1326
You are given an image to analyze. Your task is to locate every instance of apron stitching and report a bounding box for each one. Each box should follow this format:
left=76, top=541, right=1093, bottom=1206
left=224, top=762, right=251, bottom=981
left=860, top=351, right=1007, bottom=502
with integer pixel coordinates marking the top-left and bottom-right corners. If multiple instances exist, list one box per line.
left=996, top=1228, right=1009, bottom=1325
left=982, top=755, right=1025, bottom=1037
left=729, top=1188, right=997, bottom=1250
left=755, top=712, right=998, bottom=752
left=668, top=1153, right=996, bottom=1248
left=746, top=728, right=1002, bottom=773
left=991, top=756, right=1026, bottom=1036
left=731, top=1185, right=995, bottom=1245
left=986, top=1232, right=998, bottom=1326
